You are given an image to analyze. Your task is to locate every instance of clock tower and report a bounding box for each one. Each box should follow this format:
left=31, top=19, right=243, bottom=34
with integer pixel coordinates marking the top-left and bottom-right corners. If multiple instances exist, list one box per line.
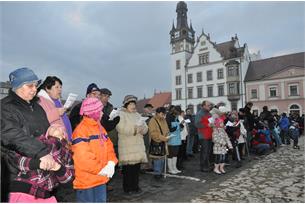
left=170, top=1, right=195, bottom=110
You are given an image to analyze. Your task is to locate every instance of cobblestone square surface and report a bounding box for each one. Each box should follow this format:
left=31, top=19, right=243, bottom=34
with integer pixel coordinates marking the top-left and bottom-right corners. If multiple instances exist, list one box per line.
left=58, top=136, right=304, bottom=203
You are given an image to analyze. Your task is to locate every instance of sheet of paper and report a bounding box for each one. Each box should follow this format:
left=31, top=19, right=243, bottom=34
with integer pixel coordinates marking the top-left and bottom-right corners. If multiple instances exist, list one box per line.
left=64, top=93, right=78, bottom=109
left=208, top=117, right=214, bottom=124
left=184, top=119, right=191, bottom=123
left=109, top=109, right=120, bottom=120
left=136, top=117, right=149, bottom=126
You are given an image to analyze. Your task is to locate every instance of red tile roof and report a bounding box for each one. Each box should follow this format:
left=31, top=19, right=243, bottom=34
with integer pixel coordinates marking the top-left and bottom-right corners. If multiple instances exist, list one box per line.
left=136, top=92, right=172, bottom=114
left=148, top=92, right=172, bottom=110
left=136, top=98, right=151, bottom=113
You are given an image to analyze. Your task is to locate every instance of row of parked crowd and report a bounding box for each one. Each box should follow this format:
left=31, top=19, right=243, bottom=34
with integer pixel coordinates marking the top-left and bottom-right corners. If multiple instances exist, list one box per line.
left=1, top=67, right=304, bottom=203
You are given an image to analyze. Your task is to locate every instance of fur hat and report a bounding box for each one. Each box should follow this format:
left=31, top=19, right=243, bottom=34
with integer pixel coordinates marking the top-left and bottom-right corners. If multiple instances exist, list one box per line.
left=123, top=95, right=137, bottom=106
left=80, top=97, right=104, bottom=121
left=9, top=67, right=41, bottom=91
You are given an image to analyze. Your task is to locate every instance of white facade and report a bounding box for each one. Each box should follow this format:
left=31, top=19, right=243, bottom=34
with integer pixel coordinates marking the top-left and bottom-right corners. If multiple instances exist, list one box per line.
left=171, top=33, right=255, bottom=113
left=169, top=2, right=260, bottom=113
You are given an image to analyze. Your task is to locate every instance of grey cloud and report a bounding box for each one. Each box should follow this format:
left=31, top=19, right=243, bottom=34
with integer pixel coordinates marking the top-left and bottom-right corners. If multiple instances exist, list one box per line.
left=1, top=1, right=304, bottom=106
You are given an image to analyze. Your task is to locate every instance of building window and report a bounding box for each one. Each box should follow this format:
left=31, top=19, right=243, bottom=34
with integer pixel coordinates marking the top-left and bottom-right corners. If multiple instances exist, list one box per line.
left=176, top=60, right=181, bottom=70
left=228, top=83, right=239, bottom=95
left=231, top=101, right=237, bottom=111
left=187, top=74, right=193, bottom=84
left=229, top=83, right=235, bottom=95
left=196, top=72, right=202, bottom=82
left=269, top=87, right=277, bottom=97
left=228, top=66, right=239, bottom=77
left=217, top=68, right=224, bottom=79
left=188, top=87, right=193, bottom=99
left=251, top=89, right=257, bottom=99
left=176, top=88, right=182, bottom=100
left=207, top=86, right=213, bottom=97
left=175, top=75, right=181, bottom=85
left=289, top=84, right=299, bottom=96
left=199, top=53, right=209, bottom=64
left=289, top=104, right=300, bottom=115
left=201, top=41, right=206, bottom=46
left=197, top=86, right=203, bottom=98
left=207, top=70, right=213, bottom=81
left=218, top=85, right=224, bottom=96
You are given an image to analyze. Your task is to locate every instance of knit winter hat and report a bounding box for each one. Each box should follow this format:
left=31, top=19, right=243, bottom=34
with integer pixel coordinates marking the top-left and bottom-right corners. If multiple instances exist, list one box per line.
left=86, top=83, right=100, bottom=95
left=9, top=67, right=41, bottom=91
left=80, top=97, right=104, bottom=121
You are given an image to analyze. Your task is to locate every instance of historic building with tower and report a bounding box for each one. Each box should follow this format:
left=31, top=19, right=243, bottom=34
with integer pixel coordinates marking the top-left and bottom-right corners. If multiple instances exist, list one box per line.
left=170, top=1, right=261, bottom=113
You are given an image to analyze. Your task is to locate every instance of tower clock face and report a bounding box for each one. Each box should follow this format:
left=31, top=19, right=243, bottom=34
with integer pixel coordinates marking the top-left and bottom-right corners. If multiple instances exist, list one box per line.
left=175, top=31, right=180, bottom=38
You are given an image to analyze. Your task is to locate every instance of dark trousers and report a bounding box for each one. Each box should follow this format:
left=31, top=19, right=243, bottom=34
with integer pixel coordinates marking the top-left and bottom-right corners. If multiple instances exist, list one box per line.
left=214, top=154, right=226, bottom=164
left=280, top=129, right=290, bottom=145
left=177, top=140, right=187, bottom=169
left=238, top=143, right=245, bottom=159
left=193, top=134, right=199, bottom=153
left=122, top=163, right=141, bottom=193
left=199, top=139, right=212, bottom=171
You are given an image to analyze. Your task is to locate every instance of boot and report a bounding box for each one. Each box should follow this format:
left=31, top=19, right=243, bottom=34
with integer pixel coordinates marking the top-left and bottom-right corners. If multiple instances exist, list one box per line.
left=219, top=163, right=226, bottom=174
left=172, top=157, right=181, bottom=173
left=213, top=163, right=221, bottom=175
left=167, top=158, right=177, bottom=174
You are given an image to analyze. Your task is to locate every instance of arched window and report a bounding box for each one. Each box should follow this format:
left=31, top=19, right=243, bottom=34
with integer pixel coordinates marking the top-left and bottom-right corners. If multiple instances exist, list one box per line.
left=289, top=104, right=300, bottom=115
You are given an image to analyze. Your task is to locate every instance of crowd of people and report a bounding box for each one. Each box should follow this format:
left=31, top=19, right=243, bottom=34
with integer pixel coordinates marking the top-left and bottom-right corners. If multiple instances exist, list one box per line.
left=1, top=67, right=304, bottom=203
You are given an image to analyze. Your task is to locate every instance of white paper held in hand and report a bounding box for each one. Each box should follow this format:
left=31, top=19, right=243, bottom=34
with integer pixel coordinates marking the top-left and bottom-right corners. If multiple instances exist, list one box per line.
left=109, top=109, right=120, bottom=120
left=208, top=117, right=214, bottom=124
left=136, top=117, right=149, bottom=126
left=184, top=119, right=191, bottom=123
left=64, top=93, right=78, bottom=109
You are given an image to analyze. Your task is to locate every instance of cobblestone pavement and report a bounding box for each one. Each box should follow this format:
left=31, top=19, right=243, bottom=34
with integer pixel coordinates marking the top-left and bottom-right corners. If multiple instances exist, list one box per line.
left=191, top=136, right=305, bottom=203
left=58, top=136, right=304, bottom=202
left=106, top=136, right=304, bottom=203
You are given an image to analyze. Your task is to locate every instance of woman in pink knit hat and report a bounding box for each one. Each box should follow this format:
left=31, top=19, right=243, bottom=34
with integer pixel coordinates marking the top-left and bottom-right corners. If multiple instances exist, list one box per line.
left=71, top=97, right=118, bottom=203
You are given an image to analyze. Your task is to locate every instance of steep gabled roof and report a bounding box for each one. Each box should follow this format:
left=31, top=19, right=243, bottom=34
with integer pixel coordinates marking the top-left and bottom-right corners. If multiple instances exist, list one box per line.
left=245, top=52, right=305, bottom=82
left=215, top=40, right=244, bottom=60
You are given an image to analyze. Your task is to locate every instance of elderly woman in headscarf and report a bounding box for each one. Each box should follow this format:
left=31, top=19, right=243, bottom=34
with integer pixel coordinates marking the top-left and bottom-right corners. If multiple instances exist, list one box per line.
left=116, top=95, right=148, bottom=195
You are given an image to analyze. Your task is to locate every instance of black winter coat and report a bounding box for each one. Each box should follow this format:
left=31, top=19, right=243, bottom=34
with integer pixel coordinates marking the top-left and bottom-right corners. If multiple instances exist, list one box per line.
left=1, top=91, right=50, bottom=181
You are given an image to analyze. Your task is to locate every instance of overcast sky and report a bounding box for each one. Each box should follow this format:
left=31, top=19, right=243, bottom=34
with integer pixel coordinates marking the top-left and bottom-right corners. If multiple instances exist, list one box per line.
left=1, top=1, right=304, bottom=107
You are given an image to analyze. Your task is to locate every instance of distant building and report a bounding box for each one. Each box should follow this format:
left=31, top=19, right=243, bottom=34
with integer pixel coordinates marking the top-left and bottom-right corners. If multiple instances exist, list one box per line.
left=0, top=81, right=11, bottom=99
left=136, top=92, right=171, bottom=113
left=245, top=52, right=305, bottom=115
left=170, top=1, right=260, bottom=113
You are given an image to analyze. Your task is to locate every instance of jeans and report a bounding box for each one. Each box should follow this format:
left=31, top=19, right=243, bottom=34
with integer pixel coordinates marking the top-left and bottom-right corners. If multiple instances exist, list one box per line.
left=271, top=128, right=282, bottom=146
left=199, top=138, right=212, bottom=171
left=280, top=129, right=290, bottom=144
left=186, top=134, right=195, bottom=155
left=76, top=184, right=106, bottom=203
left=255, top=143, right=270, bottom=154
left=153, top=159, right=165, bottom=175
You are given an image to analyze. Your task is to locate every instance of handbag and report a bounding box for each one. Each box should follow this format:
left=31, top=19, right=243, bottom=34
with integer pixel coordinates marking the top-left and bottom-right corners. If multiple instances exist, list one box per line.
left=149, top=118, right=166, bottom=156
